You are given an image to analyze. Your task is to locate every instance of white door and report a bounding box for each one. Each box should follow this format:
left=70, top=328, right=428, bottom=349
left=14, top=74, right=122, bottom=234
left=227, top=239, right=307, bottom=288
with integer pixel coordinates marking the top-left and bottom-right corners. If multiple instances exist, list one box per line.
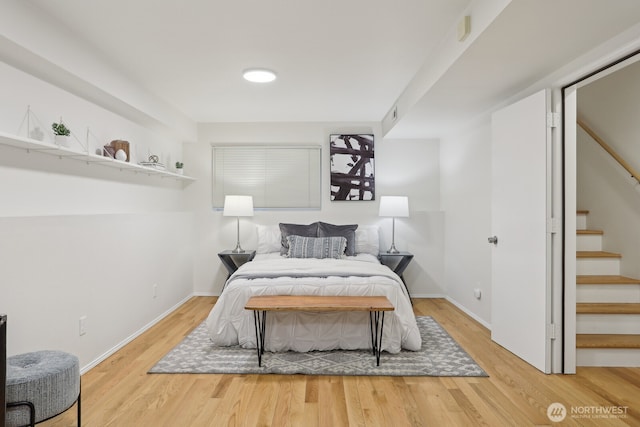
left=491, top=89, right=552, bottom=373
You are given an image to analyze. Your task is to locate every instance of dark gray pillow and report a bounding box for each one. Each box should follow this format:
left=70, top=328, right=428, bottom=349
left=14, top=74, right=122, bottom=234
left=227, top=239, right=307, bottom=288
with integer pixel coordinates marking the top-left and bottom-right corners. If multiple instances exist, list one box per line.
left=286, top=235, right=346, bottom=259
left=279, top=222, right=319, bottom=255
left=317, top=222, right=358, bottom=256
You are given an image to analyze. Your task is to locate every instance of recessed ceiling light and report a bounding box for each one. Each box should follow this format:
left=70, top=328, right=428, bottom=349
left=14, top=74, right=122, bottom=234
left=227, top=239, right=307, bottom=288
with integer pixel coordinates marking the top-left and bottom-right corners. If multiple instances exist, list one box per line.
left=243, top=68, right=277, bottom=83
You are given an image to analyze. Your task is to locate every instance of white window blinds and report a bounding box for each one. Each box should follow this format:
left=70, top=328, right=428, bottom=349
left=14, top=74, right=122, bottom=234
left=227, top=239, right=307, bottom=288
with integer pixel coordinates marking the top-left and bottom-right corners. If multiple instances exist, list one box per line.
left=212, top=146, right=321, bottom=209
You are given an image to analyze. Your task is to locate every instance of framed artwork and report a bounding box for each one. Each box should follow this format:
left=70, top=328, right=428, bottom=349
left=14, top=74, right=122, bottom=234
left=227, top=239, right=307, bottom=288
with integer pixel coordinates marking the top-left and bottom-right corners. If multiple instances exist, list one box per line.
left=330, top=134, right=375, bottom=201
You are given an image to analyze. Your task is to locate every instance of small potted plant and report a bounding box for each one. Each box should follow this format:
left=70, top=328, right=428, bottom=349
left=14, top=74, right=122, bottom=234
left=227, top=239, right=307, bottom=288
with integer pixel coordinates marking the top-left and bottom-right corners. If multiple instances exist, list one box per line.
left=175, top=161, right=184, bottom=175
left=52, top=121, right=71, bottom=147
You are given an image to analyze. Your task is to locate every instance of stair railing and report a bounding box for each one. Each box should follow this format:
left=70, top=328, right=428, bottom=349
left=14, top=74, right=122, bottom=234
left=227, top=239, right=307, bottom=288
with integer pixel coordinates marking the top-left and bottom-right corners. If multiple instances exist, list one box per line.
left=577, top=118, right=640, bottom=184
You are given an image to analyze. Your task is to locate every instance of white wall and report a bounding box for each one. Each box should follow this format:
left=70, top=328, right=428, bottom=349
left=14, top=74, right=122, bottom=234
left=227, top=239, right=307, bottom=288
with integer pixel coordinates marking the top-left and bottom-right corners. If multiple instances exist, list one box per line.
left=0, top=213, right=193, bottom=368
left=0, top=62, right=194, bottom=370
left=0, top=61, right=187, bottom=215
left=577, top=60, right=640, bottom=279
left=440, top=120, right=492, bottom=326
left=186, top=123, right=444, bottom=297
left=0, top=1, right=195, bottom=142
left=436, top=34, right=640, bottom=331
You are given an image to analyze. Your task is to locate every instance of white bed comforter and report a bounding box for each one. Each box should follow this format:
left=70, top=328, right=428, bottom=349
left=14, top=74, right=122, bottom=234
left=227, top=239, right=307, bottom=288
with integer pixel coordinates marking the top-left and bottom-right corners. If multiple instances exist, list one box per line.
left=206, top=254, right=422, bottom=353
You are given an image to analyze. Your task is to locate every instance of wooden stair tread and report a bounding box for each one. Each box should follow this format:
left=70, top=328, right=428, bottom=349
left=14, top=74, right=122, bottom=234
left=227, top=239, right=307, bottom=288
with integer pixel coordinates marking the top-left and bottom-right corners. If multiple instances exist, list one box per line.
left=576, top=229, right=603, bottom=235
left=576, top=251, right=621, bottom=258
left=577, top=210, right=590, bottom=214
left=576, top=334, right=640, bottom=349
left=577, top=303, right=640, bottom=314
left=577, top=275, right=640, bottom=285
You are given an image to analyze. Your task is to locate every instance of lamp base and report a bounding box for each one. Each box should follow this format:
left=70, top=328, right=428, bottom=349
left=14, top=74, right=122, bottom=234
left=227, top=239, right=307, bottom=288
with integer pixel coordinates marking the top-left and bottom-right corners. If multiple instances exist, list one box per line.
left=232, top=216, right=245, bottom=253
left=232, top=243, right=245, bottom=254
left=387, top=217, right=400, bottom=254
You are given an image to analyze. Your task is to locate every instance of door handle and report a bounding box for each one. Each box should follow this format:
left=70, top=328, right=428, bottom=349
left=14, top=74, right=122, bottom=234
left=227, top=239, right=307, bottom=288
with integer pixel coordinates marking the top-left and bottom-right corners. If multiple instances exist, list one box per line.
left=488, top=236, right=498, bottom=245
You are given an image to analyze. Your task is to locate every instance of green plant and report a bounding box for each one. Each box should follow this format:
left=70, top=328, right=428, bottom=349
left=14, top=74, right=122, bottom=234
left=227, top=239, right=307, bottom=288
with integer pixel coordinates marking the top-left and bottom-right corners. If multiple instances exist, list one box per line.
left=52, top=122, right=71, bottom=136
left=175, top=161, right=184, bottom=169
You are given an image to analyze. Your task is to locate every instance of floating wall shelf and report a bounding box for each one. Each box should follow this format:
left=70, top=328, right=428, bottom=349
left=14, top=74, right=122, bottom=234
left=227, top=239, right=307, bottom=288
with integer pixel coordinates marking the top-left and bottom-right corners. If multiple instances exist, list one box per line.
left=0, top=131, right=195, bottom=182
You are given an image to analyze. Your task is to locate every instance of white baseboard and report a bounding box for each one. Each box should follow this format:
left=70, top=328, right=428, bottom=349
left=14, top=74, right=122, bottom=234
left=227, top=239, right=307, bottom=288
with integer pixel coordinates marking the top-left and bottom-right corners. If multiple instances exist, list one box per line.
left=444, top=296, right=492, bottom=330
left=80, top=293, right=194, bottom=374
left=406, top=294, right=492, bottom=330
left=410, top=293, right=446, bottom=298
left=193, top=291, right=219, bottom=297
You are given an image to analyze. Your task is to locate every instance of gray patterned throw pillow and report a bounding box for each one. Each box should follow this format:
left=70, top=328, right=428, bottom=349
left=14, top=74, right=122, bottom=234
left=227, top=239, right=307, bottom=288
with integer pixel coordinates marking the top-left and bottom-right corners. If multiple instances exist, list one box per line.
left=286, top=235, right=347, bottom=259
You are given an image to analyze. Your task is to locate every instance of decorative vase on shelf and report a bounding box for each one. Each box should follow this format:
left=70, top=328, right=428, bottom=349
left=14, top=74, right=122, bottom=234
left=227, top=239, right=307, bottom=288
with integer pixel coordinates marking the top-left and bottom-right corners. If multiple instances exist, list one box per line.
left=54, top=135, right=71, bottom=147
left=175, top=162, right=184, bottom=175
left=115, top=149, right=127, bottom=161
left=30, top=127, right=44, bottom=141
left=176, top=168, right=184, bottom=175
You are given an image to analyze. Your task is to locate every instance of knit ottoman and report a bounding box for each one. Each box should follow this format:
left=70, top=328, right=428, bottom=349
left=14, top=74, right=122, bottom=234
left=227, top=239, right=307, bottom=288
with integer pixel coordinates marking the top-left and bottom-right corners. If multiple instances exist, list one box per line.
left=6, top=350, right=80, bottom=426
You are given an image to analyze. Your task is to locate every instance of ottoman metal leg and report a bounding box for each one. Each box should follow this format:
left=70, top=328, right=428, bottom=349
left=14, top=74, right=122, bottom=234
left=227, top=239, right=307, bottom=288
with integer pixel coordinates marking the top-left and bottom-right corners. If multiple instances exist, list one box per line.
left=6, top=401, right=35, bottom=427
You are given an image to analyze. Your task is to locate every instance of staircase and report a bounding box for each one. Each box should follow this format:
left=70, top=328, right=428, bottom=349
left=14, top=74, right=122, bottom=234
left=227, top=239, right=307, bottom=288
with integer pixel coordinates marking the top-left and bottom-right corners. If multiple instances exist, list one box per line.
left=576, top=210, right=640, bottom=367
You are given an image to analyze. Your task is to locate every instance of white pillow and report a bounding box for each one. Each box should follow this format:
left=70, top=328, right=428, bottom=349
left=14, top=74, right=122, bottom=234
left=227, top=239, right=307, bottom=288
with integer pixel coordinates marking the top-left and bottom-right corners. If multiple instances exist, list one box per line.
left=256, top=225, right=281, bottom=254
left=355, top=225, right=380, bottom=256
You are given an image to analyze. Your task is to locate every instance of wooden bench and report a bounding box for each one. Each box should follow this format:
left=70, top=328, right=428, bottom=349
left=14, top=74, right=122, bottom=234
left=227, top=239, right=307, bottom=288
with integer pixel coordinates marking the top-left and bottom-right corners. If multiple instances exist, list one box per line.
left=244, top=295, right=395, bottom=367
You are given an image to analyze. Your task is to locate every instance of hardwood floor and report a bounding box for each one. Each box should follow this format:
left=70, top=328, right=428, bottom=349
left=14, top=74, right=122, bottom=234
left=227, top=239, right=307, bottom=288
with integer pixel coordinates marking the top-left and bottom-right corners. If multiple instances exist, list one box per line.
left=44, top=297, right=640, bottom=426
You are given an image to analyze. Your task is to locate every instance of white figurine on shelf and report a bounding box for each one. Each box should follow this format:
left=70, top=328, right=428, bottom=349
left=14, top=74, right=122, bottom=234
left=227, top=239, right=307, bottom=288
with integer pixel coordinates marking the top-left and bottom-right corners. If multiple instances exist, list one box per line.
left=115, top=149, right=127, bottom=161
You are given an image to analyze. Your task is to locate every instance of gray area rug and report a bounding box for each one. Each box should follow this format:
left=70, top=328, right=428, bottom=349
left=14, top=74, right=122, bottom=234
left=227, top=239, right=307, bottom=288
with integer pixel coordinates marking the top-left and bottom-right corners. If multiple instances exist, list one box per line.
left=149, top=316, right=488, bottom=377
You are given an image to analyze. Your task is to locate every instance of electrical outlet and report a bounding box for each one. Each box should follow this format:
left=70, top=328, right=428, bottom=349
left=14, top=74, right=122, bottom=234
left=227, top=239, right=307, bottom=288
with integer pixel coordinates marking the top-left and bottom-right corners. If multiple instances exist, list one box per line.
left=153, top=283, right=158, bottom=299
left=473, top=288, right=482, bottom=300
left=79, top=316, right=87, bottom=336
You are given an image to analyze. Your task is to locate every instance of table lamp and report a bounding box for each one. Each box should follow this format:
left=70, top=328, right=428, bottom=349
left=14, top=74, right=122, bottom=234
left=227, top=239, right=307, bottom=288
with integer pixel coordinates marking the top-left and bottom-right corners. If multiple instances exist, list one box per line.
left=223, top=195, right=254, bottom=253
left=378, top=196, right=409, bottom=253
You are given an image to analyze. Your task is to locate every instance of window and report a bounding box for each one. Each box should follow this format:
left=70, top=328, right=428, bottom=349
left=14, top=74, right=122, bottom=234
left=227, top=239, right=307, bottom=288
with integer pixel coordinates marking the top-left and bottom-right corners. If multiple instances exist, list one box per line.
left=212, top=145, right=321, bottom=209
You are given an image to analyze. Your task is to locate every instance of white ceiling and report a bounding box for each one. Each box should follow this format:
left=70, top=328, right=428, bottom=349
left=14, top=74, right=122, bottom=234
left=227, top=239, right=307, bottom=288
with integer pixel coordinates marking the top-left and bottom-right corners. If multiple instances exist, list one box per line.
left=29, top=0, right=470, bottom=123
left=387, top=0, right=640, bottom=138
left=25, top=0, right=640, bottom=138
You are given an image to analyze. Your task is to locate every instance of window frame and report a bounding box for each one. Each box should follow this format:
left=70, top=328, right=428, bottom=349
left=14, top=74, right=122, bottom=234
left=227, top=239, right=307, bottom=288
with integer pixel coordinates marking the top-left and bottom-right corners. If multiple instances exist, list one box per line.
left=211, top=144, right=322, bottom=210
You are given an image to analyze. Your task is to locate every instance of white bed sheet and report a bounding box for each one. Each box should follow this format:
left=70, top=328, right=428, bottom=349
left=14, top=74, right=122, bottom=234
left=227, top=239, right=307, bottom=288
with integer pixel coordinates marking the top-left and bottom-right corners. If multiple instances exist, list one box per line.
left=206, top=253, right=421, bottom=353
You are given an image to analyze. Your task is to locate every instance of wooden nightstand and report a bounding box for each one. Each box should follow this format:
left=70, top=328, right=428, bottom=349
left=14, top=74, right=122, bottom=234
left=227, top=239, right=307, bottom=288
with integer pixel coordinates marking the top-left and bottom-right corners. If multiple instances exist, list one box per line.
left=378, top=251, right=414, bottom=301
left=218, top=250, right=256, bottom=281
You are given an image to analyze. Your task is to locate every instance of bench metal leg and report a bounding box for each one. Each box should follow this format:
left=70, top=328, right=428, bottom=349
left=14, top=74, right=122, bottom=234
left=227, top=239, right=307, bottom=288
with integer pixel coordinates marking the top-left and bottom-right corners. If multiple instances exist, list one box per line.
left=254, top=308, right=386, bottom=367
left=252, top=310, right=267, bottom=367
left=369, top=311, right=385, bottom=366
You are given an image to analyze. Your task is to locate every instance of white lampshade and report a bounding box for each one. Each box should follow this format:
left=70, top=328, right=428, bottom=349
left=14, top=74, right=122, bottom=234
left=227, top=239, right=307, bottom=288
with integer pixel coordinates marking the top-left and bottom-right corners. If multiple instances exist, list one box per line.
left=223, top=195, right=254, bottom=217
left=379, top=196, right=409, bottom=218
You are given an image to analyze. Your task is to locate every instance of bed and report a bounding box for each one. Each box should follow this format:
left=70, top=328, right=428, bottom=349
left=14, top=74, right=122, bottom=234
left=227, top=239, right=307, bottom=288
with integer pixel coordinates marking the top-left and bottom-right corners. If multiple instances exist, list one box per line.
left=205, top=222, right=422, bottom=353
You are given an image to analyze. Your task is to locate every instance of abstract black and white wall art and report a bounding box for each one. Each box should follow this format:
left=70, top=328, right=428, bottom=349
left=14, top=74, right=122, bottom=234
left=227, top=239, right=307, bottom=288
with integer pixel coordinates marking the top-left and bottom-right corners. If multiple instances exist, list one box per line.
left=330, top=134, right=375, bottom=201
